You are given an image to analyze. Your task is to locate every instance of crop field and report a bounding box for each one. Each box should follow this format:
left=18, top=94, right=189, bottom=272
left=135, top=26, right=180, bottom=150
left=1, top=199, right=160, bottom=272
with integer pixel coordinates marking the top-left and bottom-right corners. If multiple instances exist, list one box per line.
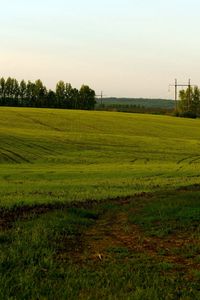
left=1, top=107, right=200, bottom=208
left=1, top=107, right=200, bottom=299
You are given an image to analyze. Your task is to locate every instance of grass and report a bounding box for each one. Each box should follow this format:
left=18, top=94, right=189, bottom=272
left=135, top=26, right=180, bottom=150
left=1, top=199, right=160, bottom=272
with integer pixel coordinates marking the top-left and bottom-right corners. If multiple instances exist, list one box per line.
left=1, top=107, right=200, bottom=298
left=1, top=190, right=200, bottom=299
left=128, top=190, right=200, bottom=237
left=1, top=107, right=200, bottom=208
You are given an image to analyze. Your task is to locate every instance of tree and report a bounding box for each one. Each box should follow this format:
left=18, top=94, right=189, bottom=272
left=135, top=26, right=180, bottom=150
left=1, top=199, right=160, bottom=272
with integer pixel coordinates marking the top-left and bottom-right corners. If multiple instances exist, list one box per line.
left=13, top=79, right=20, bottom=105
left=26, top=81, right=36, bottom=106
left=79, top=85, right=96, bottom=110
left=191, top=86, right=200, bottom=115
left=65, top=83, right=73, bottom=108
left=5, top=77, right=14, bottom=103
left=71, top=88, right=79, bottom=109
left=0, top=77, right=6, bottom=105
left=34, top=79, right=47, bottom=107
left=19, top=80, right=27, bottom=106
left=56, top=81, right=65, bottom=108
left=179, top=86, right=200, bottom=117
left=46, top=90, right=57, bottom=108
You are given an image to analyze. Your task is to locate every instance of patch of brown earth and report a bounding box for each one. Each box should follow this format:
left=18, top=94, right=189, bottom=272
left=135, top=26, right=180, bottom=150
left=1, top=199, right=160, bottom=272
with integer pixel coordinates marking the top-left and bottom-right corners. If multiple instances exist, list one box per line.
left=64, top=209, right=200, bottom=276
left=0, top=192, right=152, bottom=230
left=2, top=190, right=200, bottom=276
left=0, top=204, right=65, bottom=229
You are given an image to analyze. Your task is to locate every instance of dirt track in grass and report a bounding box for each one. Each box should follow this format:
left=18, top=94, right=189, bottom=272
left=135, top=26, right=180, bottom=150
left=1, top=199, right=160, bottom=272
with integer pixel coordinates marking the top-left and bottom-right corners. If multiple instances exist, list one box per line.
left=81, top=211, right=200, bottom=270
left=0, top=192, right=151, bottom=230
left=64, top=210, right=200, bottom=274
left=54, top=193, right=200, bottom=277
left=1, top=189, right=200, bottom=277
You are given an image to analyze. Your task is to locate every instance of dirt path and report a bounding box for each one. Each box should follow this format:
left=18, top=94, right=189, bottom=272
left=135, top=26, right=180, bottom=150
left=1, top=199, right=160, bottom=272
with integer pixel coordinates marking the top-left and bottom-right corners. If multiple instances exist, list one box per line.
left=2, top=190, right=200, bottom=276
left=0, top=192, right=151, bottom=230
left=66, top=207, right=200, bottom=276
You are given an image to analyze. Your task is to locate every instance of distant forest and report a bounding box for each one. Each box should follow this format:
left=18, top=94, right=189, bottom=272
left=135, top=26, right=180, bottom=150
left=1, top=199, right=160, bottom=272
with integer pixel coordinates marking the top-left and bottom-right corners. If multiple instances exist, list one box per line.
left=96, top=97, right=175, bottom=115
left=0, top=77, right=96, bottom=110
left=96, top=92, right=200, bottom=118
left=96, top=97, right=175, bottom=109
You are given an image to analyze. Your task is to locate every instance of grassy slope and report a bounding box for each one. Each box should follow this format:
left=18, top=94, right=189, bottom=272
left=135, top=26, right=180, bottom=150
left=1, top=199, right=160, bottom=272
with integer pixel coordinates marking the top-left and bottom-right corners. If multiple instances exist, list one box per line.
left=0, top=107, right=200, bottom=208
left=2, top=107, right=200, bottom=299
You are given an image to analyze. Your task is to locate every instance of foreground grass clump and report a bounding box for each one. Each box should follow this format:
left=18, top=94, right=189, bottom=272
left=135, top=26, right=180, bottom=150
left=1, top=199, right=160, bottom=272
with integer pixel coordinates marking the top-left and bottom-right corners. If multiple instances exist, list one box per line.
left=129, top=189, right=200, bottom=237
left=1, top=189, right=200, bottom=299
left=1, top=107, right=200, bottom=208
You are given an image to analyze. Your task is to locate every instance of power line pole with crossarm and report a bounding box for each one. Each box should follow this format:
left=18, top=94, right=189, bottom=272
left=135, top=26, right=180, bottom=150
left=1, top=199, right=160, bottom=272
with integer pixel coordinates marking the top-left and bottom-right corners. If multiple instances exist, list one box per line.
left=169, top=79, right=195, bottom=111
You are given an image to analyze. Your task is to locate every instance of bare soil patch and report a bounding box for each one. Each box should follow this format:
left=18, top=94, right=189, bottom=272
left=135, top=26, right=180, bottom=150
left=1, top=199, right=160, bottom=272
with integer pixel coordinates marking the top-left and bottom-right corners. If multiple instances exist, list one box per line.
left=2, top=189, right=200, bottom=277
left=0, top=192, right=152, bottom=230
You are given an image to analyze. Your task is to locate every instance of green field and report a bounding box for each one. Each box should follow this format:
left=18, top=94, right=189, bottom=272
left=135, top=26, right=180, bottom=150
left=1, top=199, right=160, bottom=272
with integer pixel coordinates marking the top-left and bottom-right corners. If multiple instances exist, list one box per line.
left=0, top=107, right=200, bottom=208
left=1, top=107, right=200, bottom=299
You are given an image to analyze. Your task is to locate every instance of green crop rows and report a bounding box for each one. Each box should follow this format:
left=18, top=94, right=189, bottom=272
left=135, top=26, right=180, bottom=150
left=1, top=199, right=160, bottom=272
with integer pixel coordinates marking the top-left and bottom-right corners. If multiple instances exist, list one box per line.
left=0, top=107, right=200, bottom=208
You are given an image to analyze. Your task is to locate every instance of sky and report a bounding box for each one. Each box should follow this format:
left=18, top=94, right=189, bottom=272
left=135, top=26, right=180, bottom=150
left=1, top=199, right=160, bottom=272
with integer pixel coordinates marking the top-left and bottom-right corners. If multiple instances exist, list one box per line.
left=1, top=0, right=200, bottom=98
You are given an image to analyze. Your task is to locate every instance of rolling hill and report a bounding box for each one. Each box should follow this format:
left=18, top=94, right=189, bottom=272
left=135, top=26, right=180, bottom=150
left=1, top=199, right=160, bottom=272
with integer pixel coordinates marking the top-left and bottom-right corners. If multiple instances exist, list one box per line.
left=0, top=107, right=200, bottom=208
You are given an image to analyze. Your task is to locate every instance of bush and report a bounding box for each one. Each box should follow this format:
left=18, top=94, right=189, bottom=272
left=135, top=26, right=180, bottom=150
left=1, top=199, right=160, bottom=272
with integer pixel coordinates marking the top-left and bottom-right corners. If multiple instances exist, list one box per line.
left=179, top=111, right=197, bottom=119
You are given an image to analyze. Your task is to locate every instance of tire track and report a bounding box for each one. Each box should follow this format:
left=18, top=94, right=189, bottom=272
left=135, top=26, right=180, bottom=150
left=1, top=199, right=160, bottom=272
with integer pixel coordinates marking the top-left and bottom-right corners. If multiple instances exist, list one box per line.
left=0, top=147, right=30, bottom=163
left=16, top=112, right=63, bottom=132
left=0, top=151, right=19, bottom=163
left=177, top=155, right=200, bottom=165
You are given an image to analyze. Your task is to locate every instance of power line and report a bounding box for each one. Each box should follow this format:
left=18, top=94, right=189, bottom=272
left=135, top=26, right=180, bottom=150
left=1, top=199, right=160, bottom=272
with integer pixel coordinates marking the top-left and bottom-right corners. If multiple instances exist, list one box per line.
left=96, top=91, right=106, bottom=105
left=169, top=79, right=196, bottom=111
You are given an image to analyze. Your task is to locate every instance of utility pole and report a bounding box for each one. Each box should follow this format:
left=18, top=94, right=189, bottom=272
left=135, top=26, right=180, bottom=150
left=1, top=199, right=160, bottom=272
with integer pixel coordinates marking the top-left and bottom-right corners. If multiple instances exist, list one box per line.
left=96, top=91, right=106, bottom=106
left=100, top=91, right=103, bottom=106
left=188, top=78, right=191, bottom=111
left=169, top=79, right=195, bottom=111
left=175, top=79, right=178, bottom=111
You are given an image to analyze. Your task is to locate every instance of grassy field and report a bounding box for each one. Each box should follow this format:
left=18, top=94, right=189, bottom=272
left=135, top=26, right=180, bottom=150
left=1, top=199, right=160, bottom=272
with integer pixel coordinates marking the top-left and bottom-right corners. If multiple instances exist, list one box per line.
left=1, top=107, right=200, bottom=208
left=1, top=107, right=200, bottom=299
left=2, top=189, right=200, bottom=299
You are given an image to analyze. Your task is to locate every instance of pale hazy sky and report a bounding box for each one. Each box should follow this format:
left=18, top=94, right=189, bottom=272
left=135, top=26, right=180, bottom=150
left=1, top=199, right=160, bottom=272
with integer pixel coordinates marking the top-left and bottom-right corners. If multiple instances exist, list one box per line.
left=1, top=0, right=200, bottom=98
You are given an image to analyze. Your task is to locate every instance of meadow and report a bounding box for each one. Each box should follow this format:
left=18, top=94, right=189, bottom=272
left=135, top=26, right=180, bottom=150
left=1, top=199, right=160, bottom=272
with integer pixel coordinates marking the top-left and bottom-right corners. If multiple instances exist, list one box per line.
left=1, top=107, right=200, bottom=299
left=0, top=107, right=200, bottom=208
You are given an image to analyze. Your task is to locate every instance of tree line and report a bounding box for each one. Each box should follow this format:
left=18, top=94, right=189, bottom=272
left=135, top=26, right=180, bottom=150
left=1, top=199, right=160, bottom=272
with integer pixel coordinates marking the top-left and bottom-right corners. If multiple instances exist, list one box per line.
left=178, top=86, right=200, bottom=118
left=0, top=77, right=96, bottom=110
